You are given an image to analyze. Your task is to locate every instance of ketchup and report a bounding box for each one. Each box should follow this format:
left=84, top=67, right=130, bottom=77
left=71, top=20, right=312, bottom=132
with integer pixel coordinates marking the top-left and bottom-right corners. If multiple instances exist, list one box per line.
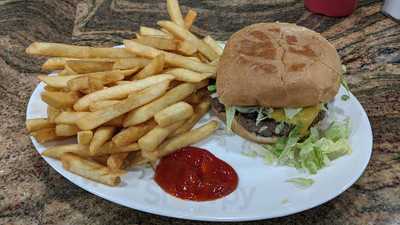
left=304, top=0, right=358, bottom=17
left=154, top=147, right=238, bottom=201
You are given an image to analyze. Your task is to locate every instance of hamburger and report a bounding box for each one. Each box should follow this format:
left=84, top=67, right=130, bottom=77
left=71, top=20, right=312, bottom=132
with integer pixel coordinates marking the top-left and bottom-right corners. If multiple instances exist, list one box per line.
left=211, top=23, right=342, bottom=144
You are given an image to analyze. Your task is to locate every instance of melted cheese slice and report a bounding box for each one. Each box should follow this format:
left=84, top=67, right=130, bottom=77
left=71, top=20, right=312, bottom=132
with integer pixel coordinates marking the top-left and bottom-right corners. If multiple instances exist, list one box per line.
left=271, top=104, right=322, bottom=135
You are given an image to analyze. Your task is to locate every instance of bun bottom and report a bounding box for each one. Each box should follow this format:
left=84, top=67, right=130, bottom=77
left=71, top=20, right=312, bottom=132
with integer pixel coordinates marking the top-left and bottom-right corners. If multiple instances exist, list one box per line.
left=212, top=107, right=278, bottom=144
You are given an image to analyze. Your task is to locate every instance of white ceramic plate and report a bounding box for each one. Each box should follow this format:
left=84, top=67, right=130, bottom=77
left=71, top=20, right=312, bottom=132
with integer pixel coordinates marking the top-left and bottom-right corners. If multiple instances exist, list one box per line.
left=26, top=46, right=372, bottom=222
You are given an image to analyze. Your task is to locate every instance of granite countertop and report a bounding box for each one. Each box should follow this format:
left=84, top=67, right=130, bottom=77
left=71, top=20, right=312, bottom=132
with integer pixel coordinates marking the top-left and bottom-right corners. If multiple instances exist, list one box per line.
left=1, top=0, right=399, bottom=224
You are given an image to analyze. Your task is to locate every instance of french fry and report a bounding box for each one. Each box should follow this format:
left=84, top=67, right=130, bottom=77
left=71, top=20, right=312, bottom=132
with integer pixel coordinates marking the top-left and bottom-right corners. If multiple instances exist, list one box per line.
left=65, top=60, right=114, bottom=74
left=139, top=26, right=172, bottom=38
left=166, top=68, right=212, bottom=83
left=194, top=79, right=209, bottom=90
left=112, top=120, right=156, bottom=146
left=47, top=106, right=61, bottom=123
left=210, top=57, right=219, bottom=66
left=166, top=0, right=185, bottom=27
left=89, top=126, right=116, bottom=154
left=171, top=99, right=210, bottom=136
left=58, top=64, right=78, bottom=76
left=76, top=81, right=170, bottom=130
left=107, top=153, right=129, bottom=170
left=44, top=85, right=62, bottom=92
left=157, top=21, right=219, bottom=61
left=138, top=120, right=185, bottom=152
left=136, top=35, right=177, bottom=51
left=112, top=58, right=150, bottom=70
left=38, top=75, right=80, bottom=88
left=184, top=9, right=198, bottom=29
left=31, top=127, right=60, bottom=143
left=42, top=58, right=126, bottom=71
left=26, top=42, right=135, bottom=58
left=144, top=121, right=218, bottom=160
left=77, top=130, right=93, bottom=145
left=61, top=153, right=121, bottom=186
left=183, top=88, right=208, bottom=104
left=196, top=52, right=209, bottom=63
left=89, top=100, right=120, bottom=112
left=55, top=124, right=79, bottom=136
left=176, top=40, right=197, bottom=55
left=67, top=76, right=90, bottom=91
left=73, top=74, right=173, bottom=111
left=93, top=142, right=140, bottom=156
left=88, top=77, right=104, bottom=92
left=123, top=83, right=195, bottom=127
left=41, top=91, right=80, bottom=109
left=42, top=144, right=90, bottom=159
left=103, top=115, right=125, bottom=127
left=203, top=35, right=223, bottom=56
left=92, top=155, right=110, bottom=166
left=133, top=54, right=165, bottom=80
left=123, top=40, right=216, bottom=73
left=126, top=152, right=149, bottom=168
left=154, top=101, right=194, bottom=127
left=54, top=111, right=89, bottom=124
left=26, top=118, right=54, bottom=132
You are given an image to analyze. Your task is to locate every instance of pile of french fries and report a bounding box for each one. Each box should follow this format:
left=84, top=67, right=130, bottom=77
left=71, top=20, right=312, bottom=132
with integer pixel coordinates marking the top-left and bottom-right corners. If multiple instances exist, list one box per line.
left=25, top=0, right=222, bottom=186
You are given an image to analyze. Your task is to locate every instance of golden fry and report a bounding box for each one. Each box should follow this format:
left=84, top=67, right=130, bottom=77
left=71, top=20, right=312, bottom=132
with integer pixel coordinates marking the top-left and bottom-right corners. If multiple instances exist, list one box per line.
left=184, top=88, right=209, bottom=104
left=112, top=120, right=156, bottom=146
left=145, top=121, right=218, bottom=160
left=136, top=35, right=177, bottom=51
left=176, top=40, right=198, bottom=55
left=203, top=35, right=223, bottom=56
left=138, top=120, right=185, bottom=152
left=54, top=111, right=88, bottom=125
left=107, top=153, right=129, bottom=170
left=26, top=42, right=135, bottom=58
left=73, top=74, right=173, bottom=111
left=166, top=68, right=212, bottom=83
left=123, top=40, right=216, bottom=73
left=157, top=21, right=219, bottom=61
left=31, top=127, right=60, bottom=143
left=76, top=81, right=170, bottom=130
left=61, top=153, right=121, bottom=186
left=154, top=101, right=194, bottom=127
left=65, top=60, right=114, bottom=74
left=55, top=124, right=79, bottom=136
left=41, top=91, right=80, bottom=109
left=26, top=118, right=54, bottom=132
left=89, top=126, right=116, bottom=155
left=139, top=26, right=172, bottom=38
left=47, top=106, right=61, bottom=123
left=103, top=115, right=125, bottom=127
left=166, top=0, right=185, bottom=27
left=112, top=58, right=150, bottom=70
left=184, top=9, right=198, bottom=29
left=38, top=75, right=80, bottom=89
left=171, top=99, right=210, bottom=136
left=133, top=54, right=165, bottom=80
left=42, top=144, right=90, bottom=159
left=77, top=130, right=93, bottom=145
left=89, top=100, right=121, bottom=112
left=93, top=142, right=140, bottom=156
left=123, top=83, right=195, bottom=127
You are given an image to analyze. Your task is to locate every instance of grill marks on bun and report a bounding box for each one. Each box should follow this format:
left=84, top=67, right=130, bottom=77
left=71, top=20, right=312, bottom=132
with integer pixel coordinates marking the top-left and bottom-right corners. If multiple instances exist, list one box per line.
left=217, top=23, right=342, bottom=108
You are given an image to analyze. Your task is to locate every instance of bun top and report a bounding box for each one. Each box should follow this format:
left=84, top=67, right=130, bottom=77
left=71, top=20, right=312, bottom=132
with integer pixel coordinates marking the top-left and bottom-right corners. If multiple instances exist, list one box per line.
left=216, top=23, right=342, bottom=108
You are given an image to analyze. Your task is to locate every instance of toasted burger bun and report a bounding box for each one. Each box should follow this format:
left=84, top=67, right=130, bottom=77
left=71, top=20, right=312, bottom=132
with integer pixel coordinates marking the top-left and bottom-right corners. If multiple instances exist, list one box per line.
left=217, top=22, right=342, bottom=108
left=212, top=107, right=278, bottom=144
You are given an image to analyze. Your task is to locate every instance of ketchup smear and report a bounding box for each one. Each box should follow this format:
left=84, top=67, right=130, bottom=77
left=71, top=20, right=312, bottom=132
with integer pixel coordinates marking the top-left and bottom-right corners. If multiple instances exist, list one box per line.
left=154, top=147, right=238, bottom=201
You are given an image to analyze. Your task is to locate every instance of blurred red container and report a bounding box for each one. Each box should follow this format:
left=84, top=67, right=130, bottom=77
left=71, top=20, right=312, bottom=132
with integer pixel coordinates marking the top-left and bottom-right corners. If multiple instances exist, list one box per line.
left=304, top=0, right=358, bottom=17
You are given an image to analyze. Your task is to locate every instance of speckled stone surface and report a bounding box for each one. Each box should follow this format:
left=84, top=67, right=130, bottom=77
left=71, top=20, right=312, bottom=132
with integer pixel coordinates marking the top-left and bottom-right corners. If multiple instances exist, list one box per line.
left=1, top=0, right=399, bottom=224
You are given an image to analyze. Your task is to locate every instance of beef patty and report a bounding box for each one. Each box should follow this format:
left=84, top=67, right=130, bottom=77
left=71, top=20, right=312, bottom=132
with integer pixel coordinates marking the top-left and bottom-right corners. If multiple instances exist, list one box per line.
left=211, top=97, right=325, bottom=138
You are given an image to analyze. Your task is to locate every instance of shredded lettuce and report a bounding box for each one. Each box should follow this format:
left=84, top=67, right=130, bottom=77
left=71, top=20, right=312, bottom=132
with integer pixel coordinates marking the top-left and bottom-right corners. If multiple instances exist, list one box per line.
left=257, top=120, right=351, bottom=174
left=284, top=107, right=303, bottom=119
left=207, top=84, right=216, bottom=92
left=274, top=122, right=285, bottom=134
left=286, top=177, right=314, bottom=188
left=225, top=106, right=236, bottom=132
left=341, top=76, right=351, bottom=101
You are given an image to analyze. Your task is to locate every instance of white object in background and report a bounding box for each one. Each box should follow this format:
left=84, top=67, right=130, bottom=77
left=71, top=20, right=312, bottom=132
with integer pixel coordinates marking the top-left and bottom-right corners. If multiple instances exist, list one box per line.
left=383, top=0, right=400, bottom=20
